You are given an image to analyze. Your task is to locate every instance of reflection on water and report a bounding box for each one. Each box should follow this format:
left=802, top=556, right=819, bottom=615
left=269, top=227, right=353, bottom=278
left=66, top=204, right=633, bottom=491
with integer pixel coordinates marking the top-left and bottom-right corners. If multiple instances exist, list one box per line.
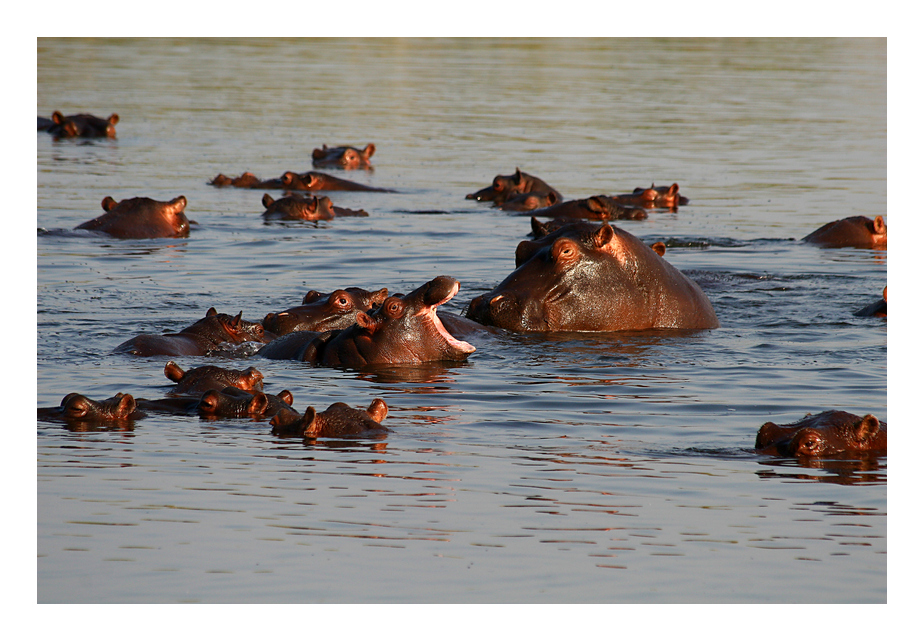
left=38, top=38, right=885, bottom=603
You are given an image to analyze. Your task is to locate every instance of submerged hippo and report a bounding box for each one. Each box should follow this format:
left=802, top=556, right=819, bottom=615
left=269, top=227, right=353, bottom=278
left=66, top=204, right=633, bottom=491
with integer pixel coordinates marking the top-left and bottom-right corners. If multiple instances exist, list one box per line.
left=209, top=172, right=285, bottom=189
left=40, top=111, right=119, bottom=138
left=197, top=387, right=295, bottom=420
left=312, top=143, right=376, bottom=170
left=300, top=276, right=476, bottom=368
left=466, top=220, right=719, bottom=332
left=854, top=286, right=887, bottom=318
left=38, top=392, right=144, bottom=426
left=466, top=168, right=562, bottom=206
left=271, top=398, right=390, bottom=439
left=263, top=287, right=389, bottom=336
left=498, top=191, right=562, bottom=212
left=527, top=195, right=648, bottom=221
left=114, top=308, right=267, bottom=356
left=261, top=193, right=367, bottom=220
left=76, top=196, right=190, bottom=239
left=163, top=361, right=265, bottom=395
left=802, top=215, right=887, bottom=249
left=281, top=171, right=393, bottom=192
left=611, top=183, right=689, bottom=208
left=756, top=410, right=887, bottom=458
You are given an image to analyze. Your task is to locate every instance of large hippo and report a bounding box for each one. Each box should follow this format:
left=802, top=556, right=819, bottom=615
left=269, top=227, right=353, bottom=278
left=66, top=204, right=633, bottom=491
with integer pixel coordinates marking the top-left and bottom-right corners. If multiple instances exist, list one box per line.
left=76, top=196, right=190, bottom=239
left=262, top=287, right=389, bottom=336
left=611, top=183, right=689, bottom=209
left=197, top=387, right=295, bottom=420
left=854, top=286, right=887, bottom=318
left=756, top=410, right=887, bottom=458
left=466, top=220, right=719, bottom=332
left=312, top=143, right=376, bottom=170
left=261, top=193, right=368, bottom=220
left=527, top=195, right=648, bottom=221
left=802, top=215, right=887, bottom=249
left=40, top=111, right=119, bottom=138
left=301, top=276, right=476, bottom=368
left=466, top=168, right=562, bottom=206
left=163, top=361, right=265, bottom=395
left=281, top=171, right=394, bottom=192
left=271, top=398, right=390, bottom=439
left=114, top=308, right=268, bottom=356
left=38, top=392, right=144, bottom=426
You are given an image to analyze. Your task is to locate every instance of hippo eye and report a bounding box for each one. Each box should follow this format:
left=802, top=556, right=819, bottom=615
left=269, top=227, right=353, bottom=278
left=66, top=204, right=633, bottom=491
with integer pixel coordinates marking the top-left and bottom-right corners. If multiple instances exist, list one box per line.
left=384, top=299, right=405, bottom=318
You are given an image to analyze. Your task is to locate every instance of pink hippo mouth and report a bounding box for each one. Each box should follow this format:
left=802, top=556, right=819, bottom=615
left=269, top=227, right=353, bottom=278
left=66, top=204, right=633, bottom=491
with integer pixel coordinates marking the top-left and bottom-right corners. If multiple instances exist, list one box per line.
left=416, top=279, right=476, bottom=356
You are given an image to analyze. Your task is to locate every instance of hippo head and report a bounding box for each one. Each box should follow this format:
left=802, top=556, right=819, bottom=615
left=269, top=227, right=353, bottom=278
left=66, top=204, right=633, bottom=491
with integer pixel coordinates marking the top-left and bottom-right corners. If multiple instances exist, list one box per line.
left=635, top=183, right=683, bottom=207
left=51, top=111, right=119, bottom=138
left=311, top=144, right=375, bottom=169
left=163, top=361, right=265, bottom=395
left=262, top=193, right=336, bottom=221
left=263, top=287, right=389, bottom=335
left=61, top=392, right=137, bottom=421
left=756, top=410, right=887, bottom=458
left=499, top=190, right=560, bottom=212
left=466, top=167, right=531, bottom=202
left=197, top=387, right=294, bottom=419
left=271, top=399, right=389, bottom=438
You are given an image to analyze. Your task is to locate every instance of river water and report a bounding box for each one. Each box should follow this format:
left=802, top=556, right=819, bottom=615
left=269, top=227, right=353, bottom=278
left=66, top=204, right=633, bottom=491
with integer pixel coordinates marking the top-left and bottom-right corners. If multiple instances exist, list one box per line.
left=36, top=38, right=887, bottom=603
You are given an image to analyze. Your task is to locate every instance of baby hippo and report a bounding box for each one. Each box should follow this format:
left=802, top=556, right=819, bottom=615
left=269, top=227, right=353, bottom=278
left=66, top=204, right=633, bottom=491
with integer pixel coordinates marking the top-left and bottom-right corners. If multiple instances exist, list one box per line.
left=163, top=361, right=265, bottom=395
left=312, top=143, right=376, bottom=170
left=271, top=399, right=389, bottom=439
left=76, top=195, right=190, bottom=239
left=38, top=392, right=144, bottom=427
left=197, top=387, right=295, bottom=420
left=40, top=111, right=119, bottom=138
left=756, top=410, right=887, bottom=458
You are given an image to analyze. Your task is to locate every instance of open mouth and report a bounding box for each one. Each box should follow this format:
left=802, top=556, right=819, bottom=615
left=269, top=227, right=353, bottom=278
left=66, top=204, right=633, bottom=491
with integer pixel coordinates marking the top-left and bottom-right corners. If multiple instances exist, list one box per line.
left=418, top=279, right=476, bottom=355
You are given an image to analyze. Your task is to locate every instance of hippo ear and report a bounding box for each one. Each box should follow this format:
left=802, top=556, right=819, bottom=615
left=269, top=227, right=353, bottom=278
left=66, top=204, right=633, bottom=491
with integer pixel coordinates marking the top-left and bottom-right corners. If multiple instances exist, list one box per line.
left=207, top=307, right=218, bottom=317
left=262, top=193, right=274, bottom=208
left=854, top=414, right=881, bottom=442
left=230, top=312, right=243, bottom=329
left=586, top=196, right=608, bottom=215
left=363, top=143, right=375, bottom=158
left=52, top=111, right=66, bottom=124
left=882, top=286, right=887, bottom=302
left=368, top=288, right=389, bottom=306
left=368, top=398, right=388, bottom=423
left=116, top=394, right=136, bottom=417
left=101, top=196, right=118, bottom=211
left=669, top=183, right=680, bottom=195
left=873, top=216, right=886, bottom=234
left=198, top=390, right=220, bottom=413
left=244, top=367, right=263, bottom=388
left=302, top=406, right=319, bottom=435
left=547, top=191, right=559, bottom=206
left=109, top=114, right=119, bottom=125
left=308, top=196, right=320, bottom=213
left=530, top=217, right=545, bottom=238
left=356, top=311, right=376, bottom=330
left=278, top=390, right=294, bottom=407
left=164, top=361, right=185, bottom=382
left=593, top=222, right=629, bottom=264
left=302, top=290, right=324, bottom=304
left=650, top=241, right=666, bottom=257
left=249, top=393, right=269, bottom=415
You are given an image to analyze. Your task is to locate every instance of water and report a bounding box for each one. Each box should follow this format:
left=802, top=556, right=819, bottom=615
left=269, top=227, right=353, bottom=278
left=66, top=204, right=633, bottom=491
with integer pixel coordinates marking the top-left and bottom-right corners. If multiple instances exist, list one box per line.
left=36, top=38, right=886, bottom=603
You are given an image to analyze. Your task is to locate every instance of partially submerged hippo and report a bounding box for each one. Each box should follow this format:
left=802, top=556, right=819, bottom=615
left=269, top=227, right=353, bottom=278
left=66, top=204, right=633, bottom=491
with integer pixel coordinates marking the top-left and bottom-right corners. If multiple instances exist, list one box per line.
left=271, top=398, right=390, bottom=439
left=756, top=410, right=887, bottom=458
left=76, top=196, right=190, bottom=239
left=312, top=143, right=376, bottom=169
left=498, top=191, right=562, bottom=212
left=527, top=195, right=647, bottom=221
left=854, top=286, right=887, bottom=318
left=466, top=220, right=719, bottom=332
left=466, top=168, right=562, bottom=206
left=529, top=217, right=667, bottom=257
left=300, top=276, right=476, bottom=368
left=261, top=193, right=367, bottom=220
left=40, top=111, right=119, bottom=138
left=281, top=171, right=393, bottom=192
left=163, top=361, right=265, bottom=395
left=611, top=183, right=689, bottom=208
left=197, top=387, right=295, bottom=420
left=803, top=215, right=887, bottom=249
left=263, top=287, right=389, bottom=336
left=38, top=392, right=144, bottom=426
left=209, top=172, right=285, bottom=189
left=114, top=308, right=267, bottom=356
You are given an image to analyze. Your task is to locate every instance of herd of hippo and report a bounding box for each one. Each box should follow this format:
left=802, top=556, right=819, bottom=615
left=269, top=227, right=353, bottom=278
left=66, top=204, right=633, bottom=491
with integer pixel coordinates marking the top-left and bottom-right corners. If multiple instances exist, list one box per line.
left=38, top=112, right=887, bottom=459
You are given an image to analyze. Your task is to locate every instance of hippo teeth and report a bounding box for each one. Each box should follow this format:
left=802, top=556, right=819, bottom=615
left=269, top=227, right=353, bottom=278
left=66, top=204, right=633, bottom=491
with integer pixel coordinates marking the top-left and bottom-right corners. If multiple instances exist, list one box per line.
left=418, top=281, right=475, bottom=354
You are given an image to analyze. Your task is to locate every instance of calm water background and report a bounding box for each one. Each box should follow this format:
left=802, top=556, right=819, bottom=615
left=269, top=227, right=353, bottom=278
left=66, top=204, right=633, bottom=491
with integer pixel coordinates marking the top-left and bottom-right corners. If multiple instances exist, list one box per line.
left=36, top=38, right=887, bottom=603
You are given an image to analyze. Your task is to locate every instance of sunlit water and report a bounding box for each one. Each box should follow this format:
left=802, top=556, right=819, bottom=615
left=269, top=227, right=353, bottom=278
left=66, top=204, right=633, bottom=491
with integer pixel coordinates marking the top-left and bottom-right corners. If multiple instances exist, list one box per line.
left=37, top=38, right=886, bottom=603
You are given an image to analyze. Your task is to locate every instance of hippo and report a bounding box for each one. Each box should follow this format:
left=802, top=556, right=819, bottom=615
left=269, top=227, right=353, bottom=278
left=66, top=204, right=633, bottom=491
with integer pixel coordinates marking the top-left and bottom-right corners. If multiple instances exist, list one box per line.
left=75, top=195, right=190, bottom=239
left=209, top=172, right=285, bottom=189
left=529, top=217, right=667, bottom=256
left=312, top=144, right=376, bottom=170
left=163, top=361, right=265, bottom=395
left=466, top=168, right=562, bottom=205
left=197, top=387, right=295, bottom=420
left=802, top=215, right=887, bottom=249
left=756, top=410, right=887, bottom=458
left=271, top=398, right=390, bottom=439
left=263, top=287, right=389, bottom=336
left=498, top=190, right=562, bottom=212
left=466, top=220, right=719, bottom=332
left=300, top=276, right=476, bottom=368
left=40, top=111, right=119, bottom=138
left=38, top=392, right=144, bottom=426
left=527, top=195, right=648, bottom=221
left=114, top=308, right=268, bottom=356
left=611, top=183, right=689, bottom=209
left=854, top=287, right=887, bottom=318
left=257, top=330, right=324, bottom=360
left=261, top=193, right=368, bottom=220
left=281, top=171, right=393, bottom=192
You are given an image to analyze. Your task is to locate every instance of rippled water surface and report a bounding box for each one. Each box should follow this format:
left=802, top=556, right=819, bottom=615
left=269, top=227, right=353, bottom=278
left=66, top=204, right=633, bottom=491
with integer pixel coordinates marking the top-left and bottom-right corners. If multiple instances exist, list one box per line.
left=37, top=38, right=886, bottom=603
